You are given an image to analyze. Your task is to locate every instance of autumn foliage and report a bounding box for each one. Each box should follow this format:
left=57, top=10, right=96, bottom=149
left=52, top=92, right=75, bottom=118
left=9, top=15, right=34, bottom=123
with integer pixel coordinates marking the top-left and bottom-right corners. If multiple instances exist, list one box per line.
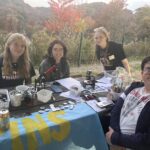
left=45, top=0, right=84, bottom=33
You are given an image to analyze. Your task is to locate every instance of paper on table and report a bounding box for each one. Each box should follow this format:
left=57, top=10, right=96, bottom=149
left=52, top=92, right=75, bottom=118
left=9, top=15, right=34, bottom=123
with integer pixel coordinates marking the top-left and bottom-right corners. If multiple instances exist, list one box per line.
left=97, top=97, right=114, bottom=108
left=88, top=85, right=108, bottom=93
left=60, top=91, right=84, bottom=103
left=96, top=76, right=112, bottom=84
left=86, top=100, right=106, bottom=112
left=95, top=82, right=112, bottom=91
left=95, top=76, right=112, bottom=91
left=56, top=77, right=83, bottom=90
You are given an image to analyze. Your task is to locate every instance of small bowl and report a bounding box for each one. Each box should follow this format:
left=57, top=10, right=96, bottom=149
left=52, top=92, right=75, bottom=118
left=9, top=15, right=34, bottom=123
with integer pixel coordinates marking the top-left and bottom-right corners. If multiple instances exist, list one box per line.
left=16, top=85, right=29, bottom=93
left=37, top=89, right=52, bottom=103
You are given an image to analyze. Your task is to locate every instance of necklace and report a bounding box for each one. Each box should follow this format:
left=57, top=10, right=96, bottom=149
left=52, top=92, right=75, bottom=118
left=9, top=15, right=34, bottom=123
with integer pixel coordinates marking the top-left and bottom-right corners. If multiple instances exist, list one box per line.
left=11, top=63, right=18, bottom=77
left=11, top=63, right=18, bottom=70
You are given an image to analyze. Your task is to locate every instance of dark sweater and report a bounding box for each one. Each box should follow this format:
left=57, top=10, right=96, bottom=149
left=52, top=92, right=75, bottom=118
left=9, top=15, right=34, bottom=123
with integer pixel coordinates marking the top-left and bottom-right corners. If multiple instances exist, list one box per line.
left=110, top=82, right=150, bottom=150
left=39, top=57, right=70, bottom=82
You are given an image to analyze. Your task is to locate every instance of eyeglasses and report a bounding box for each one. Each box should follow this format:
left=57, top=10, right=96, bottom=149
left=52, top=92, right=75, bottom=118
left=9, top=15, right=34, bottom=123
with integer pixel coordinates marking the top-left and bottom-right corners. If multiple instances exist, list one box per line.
left=143, top=67, right=150, bottom=73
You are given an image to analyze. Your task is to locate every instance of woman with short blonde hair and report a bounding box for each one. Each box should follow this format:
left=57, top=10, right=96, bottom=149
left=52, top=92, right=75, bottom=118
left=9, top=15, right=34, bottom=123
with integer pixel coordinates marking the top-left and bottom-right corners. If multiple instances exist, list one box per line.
left=94, top=27, right=131, bottom=77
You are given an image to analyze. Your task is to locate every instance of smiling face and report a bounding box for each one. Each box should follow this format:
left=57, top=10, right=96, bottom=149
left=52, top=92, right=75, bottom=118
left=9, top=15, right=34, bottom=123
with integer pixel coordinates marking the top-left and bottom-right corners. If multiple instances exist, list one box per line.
left=9, top=39, right=26, bottom=60
left=52, top=43, right=64, bottom=63
left=142, top=61, right=150, bottom=87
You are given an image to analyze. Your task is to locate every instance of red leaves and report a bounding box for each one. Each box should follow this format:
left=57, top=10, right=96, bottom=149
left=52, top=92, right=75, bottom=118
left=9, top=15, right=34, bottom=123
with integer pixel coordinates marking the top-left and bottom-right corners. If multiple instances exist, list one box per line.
left=46, top=0, right=82, bottom=32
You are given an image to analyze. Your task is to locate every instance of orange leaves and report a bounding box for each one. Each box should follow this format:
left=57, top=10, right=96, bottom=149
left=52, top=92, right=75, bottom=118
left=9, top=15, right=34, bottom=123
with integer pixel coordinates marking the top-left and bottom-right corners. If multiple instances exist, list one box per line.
left=46, top=0, right=83, bottom=32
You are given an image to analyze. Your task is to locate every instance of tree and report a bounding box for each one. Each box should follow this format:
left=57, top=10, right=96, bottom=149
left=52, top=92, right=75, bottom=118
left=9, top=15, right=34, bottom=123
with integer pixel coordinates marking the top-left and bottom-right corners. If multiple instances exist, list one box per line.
left=45, top=0, right=87, bottom=38
left=45, top=0, right=92, bottom=66
left=135, top=6, right=150, bottom=40
left=30, top=30, right=54, bottom=65
left=95, top=0, right=133, bottom=43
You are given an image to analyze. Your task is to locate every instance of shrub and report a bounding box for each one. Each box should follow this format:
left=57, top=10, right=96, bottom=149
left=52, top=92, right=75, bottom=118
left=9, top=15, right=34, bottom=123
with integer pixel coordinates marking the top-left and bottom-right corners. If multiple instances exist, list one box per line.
left=124, top=39, right=150, bottom=57
left=30, top=30, right=55, bottom=66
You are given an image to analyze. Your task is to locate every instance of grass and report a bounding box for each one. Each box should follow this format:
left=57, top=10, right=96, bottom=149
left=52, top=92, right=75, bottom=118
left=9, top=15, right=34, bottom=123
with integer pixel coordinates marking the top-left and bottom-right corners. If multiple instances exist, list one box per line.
left=70, top=59, right=141, bottom=81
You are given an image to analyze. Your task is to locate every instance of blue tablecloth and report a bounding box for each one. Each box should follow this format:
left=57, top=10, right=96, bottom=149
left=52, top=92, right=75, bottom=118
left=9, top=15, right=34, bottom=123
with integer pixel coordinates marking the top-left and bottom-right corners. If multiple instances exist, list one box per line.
left=0, top=103, right=108, bottom=150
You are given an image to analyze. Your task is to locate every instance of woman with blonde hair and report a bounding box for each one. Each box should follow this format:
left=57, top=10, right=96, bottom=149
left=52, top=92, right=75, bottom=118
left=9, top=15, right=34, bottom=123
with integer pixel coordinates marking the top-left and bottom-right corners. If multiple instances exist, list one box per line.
left=94, top=27, right=131, bottom=77
left=0, top=33, right=35, bottom=88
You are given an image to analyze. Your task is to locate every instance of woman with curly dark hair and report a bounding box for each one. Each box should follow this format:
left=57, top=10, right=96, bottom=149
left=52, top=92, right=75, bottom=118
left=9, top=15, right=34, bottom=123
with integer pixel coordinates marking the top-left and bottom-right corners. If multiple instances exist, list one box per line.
left=39, top=40, right=70, bottom=81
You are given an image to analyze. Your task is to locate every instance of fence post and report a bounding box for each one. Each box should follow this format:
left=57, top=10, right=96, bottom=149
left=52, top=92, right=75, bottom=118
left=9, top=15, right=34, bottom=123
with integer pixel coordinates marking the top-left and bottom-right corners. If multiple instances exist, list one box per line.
left=77, top=32, right=83, bottom=67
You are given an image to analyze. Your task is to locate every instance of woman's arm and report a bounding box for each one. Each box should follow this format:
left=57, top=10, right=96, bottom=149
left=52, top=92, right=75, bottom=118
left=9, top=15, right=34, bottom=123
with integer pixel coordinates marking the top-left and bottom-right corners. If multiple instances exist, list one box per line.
left=25, top=62, right=36, bottom=84
left=110, top=127, right=150, bottom=149
left=58, top=58, right=70, bottom=78
left=39, top=59, right=50, bottom=75
left=122, top=58, right=131, bottom=77
left=64, top=61, right=70, bottom=77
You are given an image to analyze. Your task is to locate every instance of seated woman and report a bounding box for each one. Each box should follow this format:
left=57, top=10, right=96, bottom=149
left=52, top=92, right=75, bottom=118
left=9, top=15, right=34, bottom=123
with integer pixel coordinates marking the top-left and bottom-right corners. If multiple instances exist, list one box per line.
left=106, top=56, right=150, bottom=149
left=0, top=33, right=35, bottom=88
left=39, top=40, right=70, bottom=81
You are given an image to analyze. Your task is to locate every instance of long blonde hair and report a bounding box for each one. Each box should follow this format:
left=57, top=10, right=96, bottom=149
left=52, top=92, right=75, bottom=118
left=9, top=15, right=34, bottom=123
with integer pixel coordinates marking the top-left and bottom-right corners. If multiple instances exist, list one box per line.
left=3, top=33, right=30, bottom=78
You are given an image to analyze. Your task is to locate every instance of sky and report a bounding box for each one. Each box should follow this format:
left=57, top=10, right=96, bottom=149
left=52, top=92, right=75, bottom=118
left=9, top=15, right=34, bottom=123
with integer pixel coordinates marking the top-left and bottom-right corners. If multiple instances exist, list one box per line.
left=24, top=0, right=150, bottom=10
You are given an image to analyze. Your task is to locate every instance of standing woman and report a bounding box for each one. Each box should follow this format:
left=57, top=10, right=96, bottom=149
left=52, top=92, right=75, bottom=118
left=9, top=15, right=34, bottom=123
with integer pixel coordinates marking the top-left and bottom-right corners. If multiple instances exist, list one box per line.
left=94, top=27, right=131, bottom=76
left=0, top=33, right=35, bottom=88
left=39, top=40, right=70, bottom=81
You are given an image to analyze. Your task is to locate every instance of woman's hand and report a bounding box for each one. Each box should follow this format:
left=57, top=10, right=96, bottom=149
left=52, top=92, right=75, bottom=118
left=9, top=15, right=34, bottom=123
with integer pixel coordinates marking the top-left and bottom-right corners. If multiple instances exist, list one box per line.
left=106, top=127, right=114, bottom=145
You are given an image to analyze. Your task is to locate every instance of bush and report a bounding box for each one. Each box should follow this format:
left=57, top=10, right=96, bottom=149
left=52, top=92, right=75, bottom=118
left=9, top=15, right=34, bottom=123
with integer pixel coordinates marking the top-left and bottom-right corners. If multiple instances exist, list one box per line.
left=124, top=39, right=150, bottom=57
left=30, top=30, right=56, bottom=66
left=80, top=36, right=96, bottom=64
left=63, top=33, right=96, bottom=65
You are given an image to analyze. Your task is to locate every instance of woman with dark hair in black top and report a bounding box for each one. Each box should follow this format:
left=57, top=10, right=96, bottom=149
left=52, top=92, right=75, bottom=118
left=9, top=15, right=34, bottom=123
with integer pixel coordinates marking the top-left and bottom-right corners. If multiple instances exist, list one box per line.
left=39, top=40, right=70, bottom=81
left=94, top=27, right=131, bottom=77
